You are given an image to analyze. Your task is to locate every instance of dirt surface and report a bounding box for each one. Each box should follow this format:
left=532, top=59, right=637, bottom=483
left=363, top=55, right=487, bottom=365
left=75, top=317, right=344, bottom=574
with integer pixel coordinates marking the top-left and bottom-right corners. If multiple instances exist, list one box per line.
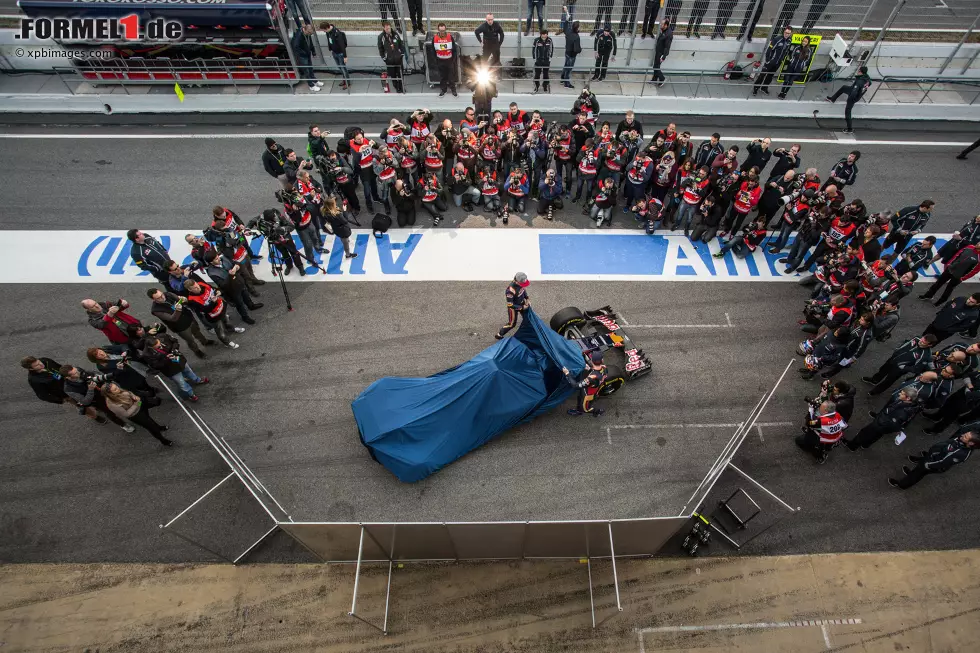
left=3, top=549, right=979, bottom=652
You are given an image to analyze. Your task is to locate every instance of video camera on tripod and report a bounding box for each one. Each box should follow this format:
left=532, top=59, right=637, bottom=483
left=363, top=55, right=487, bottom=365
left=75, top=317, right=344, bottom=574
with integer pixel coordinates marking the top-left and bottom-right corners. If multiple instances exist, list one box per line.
left=246, top=209, right=293, bottom=245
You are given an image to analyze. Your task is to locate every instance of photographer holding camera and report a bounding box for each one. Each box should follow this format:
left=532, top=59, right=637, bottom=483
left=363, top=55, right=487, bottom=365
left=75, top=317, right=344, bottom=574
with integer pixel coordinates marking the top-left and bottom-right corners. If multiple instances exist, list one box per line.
left=102, top=382, right=173, bottom=447
left=280, top=182, right=326, bottom=264
left=206, top=206, right=264, bottom=290
left=142, top=333, right=208, bottom=403
left=419, top=172, right=447, bottom=226
left=86, top=345, right=156, bottom=399
left=204, top=249, right=263, bottom=325
left=392, top=179, right=418, bottom=227
left=183, top=279, right=246, bottom=350
left=503, top=166, right=530, bottom=218
left=248, top=209, right=305, bottom=277
left=349, top=132, right=382, bottom=213
left=435, top=119, right=458, bottom=184
left=450, top=163, right=481, bottom=212
left=322, top=150, right=361, bottom=214
left=536, top=168, right=563, bottom=220
left=373, top=146, right=398, bottom=215
left=82, top=298, right=141, bottom=345
left=148, top=288, right=213, bottom=358
left=60, top=364, right=135, bottom=433
left=521, top=131, right=548, bottom=198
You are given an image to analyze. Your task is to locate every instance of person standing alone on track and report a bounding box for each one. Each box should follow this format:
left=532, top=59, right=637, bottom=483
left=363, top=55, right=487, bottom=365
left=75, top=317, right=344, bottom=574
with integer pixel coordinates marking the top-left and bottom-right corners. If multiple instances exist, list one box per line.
left=495, top=272, right=531, bottom=339
left=825, top=65, right=872, bottom=134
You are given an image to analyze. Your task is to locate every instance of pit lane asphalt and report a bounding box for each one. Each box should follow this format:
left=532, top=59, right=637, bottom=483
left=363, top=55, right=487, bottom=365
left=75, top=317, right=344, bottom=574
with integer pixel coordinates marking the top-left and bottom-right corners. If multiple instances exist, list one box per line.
left=1, top=279, right=977, bottom=563
left=1, top=122, right=976, bottom=233
left=0, top=123, right=978, bottom=563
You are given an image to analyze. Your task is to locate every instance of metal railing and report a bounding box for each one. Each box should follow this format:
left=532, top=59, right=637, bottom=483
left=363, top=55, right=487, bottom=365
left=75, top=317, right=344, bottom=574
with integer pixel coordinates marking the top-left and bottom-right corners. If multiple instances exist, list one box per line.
left=298, top=0, right=980, bottom=37
left=34, top=62, right=980, bottom=106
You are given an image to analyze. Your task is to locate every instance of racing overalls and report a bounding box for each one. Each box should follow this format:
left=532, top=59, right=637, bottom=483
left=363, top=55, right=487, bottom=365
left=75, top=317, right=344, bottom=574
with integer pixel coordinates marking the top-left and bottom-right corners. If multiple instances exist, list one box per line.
left=569, top=363, right=607, bottom=416
left=495, top=280, right=529, bottom=339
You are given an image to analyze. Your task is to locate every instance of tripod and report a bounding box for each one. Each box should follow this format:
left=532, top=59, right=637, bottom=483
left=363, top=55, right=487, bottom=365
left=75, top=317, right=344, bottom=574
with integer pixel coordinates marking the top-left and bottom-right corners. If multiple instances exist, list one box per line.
left=267, top=240, right=293, bottom=312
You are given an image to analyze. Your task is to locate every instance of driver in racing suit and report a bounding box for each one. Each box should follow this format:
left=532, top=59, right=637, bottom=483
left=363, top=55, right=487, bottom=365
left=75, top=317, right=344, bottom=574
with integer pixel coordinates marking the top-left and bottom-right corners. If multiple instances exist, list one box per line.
left=563, top=350, right=607, bottom=417
left=495, top=272, right=531, bottom=339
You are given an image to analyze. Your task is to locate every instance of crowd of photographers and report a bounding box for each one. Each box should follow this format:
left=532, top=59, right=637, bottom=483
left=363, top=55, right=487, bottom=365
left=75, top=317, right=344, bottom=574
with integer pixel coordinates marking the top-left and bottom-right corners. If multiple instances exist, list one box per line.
left=258, top=95, right=868, bottom=239
left=19, top=210, right=275, bottom=448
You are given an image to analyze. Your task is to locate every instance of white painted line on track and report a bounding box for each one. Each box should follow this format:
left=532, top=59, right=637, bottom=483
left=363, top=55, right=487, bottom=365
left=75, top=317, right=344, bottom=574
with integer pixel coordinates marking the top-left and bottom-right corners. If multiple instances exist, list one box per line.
left=609, top=421, right=793, bottom=430
left=757, top=424, right=765, bottom=443
left=626, top=323, right=731, bottom=328
left=636, top=617, right=863, bottom=634
left=637, top=619, right=862, bottom=653
left=0, top=133, right=971, bottom=147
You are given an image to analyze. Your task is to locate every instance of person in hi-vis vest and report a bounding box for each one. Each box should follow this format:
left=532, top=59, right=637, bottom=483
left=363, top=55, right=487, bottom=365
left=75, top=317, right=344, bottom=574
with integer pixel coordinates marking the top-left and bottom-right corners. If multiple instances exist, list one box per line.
left=432, top=23, right=459, bottom=97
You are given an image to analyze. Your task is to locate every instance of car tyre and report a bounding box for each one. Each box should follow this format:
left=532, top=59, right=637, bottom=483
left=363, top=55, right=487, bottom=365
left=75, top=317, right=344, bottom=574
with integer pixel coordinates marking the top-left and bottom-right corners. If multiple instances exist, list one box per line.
left=550, top=306, right=587, bottom=336
left=599, top=359, right=627, bottom=396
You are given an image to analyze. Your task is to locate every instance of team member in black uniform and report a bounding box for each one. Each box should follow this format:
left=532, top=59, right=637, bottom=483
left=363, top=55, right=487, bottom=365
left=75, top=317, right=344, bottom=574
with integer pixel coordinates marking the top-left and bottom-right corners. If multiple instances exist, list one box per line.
left=563, top=351, right=607, bottom=417
left=863, top=334, right=937, bottom=395
left=889, top=430, right=978, bottom=488
left=882, top=200, right=935, bottom=255
left=495, top=272, right=531, bottom=339
left=127, top=230, right=171, bottom=284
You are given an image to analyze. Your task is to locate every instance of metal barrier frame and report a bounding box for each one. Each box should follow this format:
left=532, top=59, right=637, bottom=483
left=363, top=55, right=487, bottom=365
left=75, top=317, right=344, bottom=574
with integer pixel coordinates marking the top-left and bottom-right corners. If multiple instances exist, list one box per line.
left=155, top=352, right=799, bottom=634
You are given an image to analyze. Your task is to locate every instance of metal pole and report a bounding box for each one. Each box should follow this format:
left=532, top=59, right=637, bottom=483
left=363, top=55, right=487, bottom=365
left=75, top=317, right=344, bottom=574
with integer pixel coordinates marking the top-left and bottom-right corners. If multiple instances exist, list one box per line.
left=233, top=525, right=279, bottom=564
left=273, top=6, right=301, bottom=86
left=734, top=0, right=765, bottom=62
left=867, top=0, right=906, bottom=64
left=161, top=473, right=235, bottom=528
left=626, top=1, right=639, bottom=66
left=727, top=463, right=798, bottom=512
left=962, top=48, right=980, bottom=76
left=382, top=559, right=394, bottom=634
left=516, top=0, right=523, bottom=56
left=607, top=523, right=622, bottom=612
left=395, top=0, right=411, bottom=39
left=155, top=376, right=279, bottom=524
left=848, top=0, right=880, bottom=51
left=938, top=13, right=979, bottom=75
left=587, top=557, right=596, bottom=629
left=764, top=0, right=789, bottom=52
left=918, top=79, right=937, bottom=104
left=424, top=0, right=431, bottom=34
left=349, top=526, right=366, bottom=616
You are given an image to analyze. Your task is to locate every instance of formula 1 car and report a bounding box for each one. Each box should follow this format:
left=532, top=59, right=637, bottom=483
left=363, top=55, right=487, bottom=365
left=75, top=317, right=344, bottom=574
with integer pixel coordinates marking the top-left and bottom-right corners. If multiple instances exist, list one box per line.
left=549, top=305, right=652, bottom=395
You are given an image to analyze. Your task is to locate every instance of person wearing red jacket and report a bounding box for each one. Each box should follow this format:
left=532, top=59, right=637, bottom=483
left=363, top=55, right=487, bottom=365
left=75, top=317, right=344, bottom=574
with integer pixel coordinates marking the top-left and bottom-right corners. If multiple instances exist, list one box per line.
left=919, top=244, right=980, bottom=306
left=722, top=175, right=762, bottom=235
left=713, top=216, right=767, bottom=259
left=82, top=298, right=141, bottom=344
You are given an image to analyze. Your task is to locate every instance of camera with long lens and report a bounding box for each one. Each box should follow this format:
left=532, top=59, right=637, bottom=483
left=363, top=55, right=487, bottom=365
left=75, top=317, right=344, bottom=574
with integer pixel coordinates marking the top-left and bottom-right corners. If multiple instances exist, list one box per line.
left=81, top=371, right=114, bottom=387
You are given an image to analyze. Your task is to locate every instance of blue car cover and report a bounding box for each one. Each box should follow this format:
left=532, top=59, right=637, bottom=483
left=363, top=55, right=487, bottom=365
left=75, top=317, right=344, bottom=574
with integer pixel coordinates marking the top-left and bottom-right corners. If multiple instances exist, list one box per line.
left=352, top=308, right=587, bottom=483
